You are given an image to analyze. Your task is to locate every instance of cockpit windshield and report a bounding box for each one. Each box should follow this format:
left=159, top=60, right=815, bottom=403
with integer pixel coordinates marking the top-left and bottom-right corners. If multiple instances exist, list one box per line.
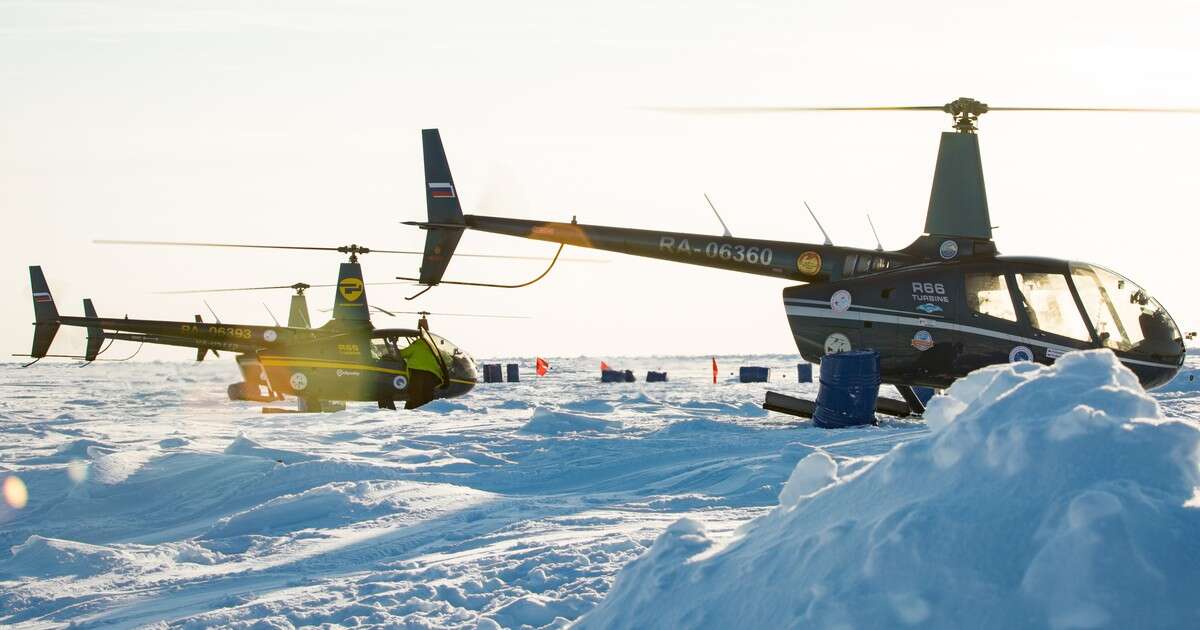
left=426, top=332, right=478, bottom=383
left=1070, top=263, right=1181, bottom=355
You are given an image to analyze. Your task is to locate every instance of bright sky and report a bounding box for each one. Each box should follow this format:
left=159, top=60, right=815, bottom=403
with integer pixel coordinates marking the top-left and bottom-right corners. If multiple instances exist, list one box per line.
left=3, top=0, right=1198, bottom=361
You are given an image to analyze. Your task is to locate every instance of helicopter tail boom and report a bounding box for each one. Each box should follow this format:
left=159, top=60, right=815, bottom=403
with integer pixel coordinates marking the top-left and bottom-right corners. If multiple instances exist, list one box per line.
left=460, top=214, right=853, bottom=282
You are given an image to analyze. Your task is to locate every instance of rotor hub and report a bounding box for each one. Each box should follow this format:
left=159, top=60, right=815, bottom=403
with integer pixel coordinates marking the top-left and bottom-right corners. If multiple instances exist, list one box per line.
left=943, top=97, right=989, bottom=133
left=291, top=282, right=311, bottom=295
left=336, top=244, right=371, bottom=263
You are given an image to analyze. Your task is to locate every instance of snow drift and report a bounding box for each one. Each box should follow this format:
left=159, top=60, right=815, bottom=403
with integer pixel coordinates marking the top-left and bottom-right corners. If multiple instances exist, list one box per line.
left=579, top=350, right=1200, bottom=630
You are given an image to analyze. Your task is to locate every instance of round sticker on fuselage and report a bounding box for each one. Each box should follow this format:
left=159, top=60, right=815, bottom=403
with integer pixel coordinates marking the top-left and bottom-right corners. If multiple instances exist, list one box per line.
left=797, top=251, right=822, bottom=276
left=263, top=329, right=278, bottom=342
left=911, top=330, right=934, bottom=351
left=824, top=333, right=852, bottom=354
left=289, top=372, right=309, bottom=391
left=393, top=375, right=408, bottom=390
left=830, top=290, right=852, bottom=313
left=939, top=239, right=959, bottom=259
left=1009, top=345, right=1034, bottom=363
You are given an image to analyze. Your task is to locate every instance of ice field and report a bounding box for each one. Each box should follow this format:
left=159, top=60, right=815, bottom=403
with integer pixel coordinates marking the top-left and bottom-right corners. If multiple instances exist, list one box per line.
left=1, top=352, right=1198, bottom=629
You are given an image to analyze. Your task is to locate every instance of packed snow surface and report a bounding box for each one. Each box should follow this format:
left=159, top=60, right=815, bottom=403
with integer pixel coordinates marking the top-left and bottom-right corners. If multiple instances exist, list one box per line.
left=581, top=351, right=1200, bottom=630
left=0, top=353, right=1196, bottom=629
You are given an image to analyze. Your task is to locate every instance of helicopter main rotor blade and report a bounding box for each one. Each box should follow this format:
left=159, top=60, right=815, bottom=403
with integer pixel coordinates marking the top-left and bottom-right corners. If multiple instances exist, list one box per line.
left=95, top=239, right=605, bottom=262
left=987, top=106, right=1200, bottom=113
left=377, top=310, right=532, bottom=319
left=154, top=281, right=418, bottom=295
left=653, top=105, right=1200, bottom=114
left=95, top=239, right=347, bottom=252
left=319, top=306, right=532, bottom=319
left=650, top=105, right=947, bottom=113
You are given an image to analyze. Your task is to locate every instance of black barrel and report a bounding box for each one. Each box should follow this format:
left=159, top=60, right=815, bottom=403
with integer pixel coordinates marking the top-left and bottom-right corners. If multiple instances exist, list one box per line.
left=506, top=363, right=520, bottom=382
left=646, top=371, right=668, bottom=382
left=813, top=350, right=881, bottom=428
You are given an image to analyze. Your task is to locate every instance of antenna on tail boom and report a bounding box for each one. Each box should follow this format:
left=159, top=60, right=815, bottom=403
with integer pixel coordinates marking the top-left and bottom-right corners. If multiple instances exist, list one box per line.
left=804, top=201, right=833, bottom=246
left=704, top=193, right=733, bottom=238
left=867, top=214, right=883, bottom=252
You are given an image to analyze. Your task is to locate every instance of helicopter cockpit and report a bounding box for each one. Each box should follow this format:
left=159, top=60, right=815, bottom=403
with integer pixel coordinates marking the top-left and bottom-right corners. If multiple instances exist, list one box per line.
left=1069, top=263, right=1182, bottom=358
left=425, top=331, right=478, bottom=384
left=369, top=335, right=405, bottom=362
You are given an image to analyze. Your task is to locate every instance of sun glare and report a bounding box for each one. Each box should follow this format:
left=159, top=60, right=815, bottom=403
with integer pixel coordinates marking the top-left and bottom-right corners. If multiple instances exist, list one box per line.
left=3, top=475, right=29, bottom=510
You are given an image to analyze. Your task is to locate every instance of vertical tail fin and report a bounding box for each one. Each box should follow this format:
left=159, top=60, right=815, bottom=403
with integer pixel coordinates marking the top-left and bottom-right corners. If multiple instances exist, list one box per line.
left=288, top=293, right=311, bottom=328
left=29, top=266, right=60, bottom=358
left=332, top=262, right=371, bottom=323
left=417, top=128, right=466, bottom=286
left=83, top=299, right=104, bottom=361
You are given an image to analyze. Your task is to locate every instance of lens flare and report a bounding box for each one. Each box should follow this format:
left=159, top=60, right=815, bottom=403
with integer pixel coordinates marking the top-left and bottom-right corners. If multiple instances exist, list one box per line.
left=67, top=460, right=89, bottom=484
left=3, top=475, right=28, bottom=510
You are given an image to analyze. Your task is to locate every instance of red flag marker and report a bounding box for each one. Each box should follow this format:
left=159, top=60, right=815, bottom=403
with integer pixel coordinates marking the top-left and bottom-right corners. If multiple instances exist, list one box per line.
left=536, top=357, right=549, bottom=376
left=601, top=361, right=610, bottom=372
left=712, top=357, right=718, bottom=384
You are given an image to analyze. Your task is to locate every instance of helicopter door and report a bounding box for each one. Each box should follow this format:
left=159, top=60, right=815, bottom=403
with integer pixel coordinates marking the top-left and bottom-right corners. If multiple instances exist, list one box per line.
left=954, top=270, right=1028, bottom=373
left=1009, top=272, right=1093, bottom=361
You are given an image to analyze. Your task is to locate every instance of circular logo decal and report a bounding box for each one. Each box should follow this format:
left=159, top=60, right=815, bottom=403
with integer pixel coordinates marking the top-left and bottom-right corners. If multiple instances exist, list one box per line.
left=338, top=277, right=365, bottom=302
left=824, top=333, right=852, bottom=355
left=263, top=329, right=278, bottom=342
left=1009, top=345, right=1034, bottom=363
left=911, top=330, right=934, bottom=351
left=829, top=289, right=852, bottom=313
left=939, top=239, right=959, bottom=259
left=289, top=372, right=309, bottom=391
left=393, top=375, right=408, bottom=390
left=797, top=251, right=822, bottom=276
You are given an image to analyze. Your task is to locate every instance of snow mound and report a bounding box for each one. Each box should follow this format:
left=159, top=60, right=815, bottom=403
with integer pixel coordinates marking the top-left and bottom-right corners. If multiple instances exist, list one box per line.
left=223, top=433, right=316, bottom=463
left=520, top=407, right=622, bottom=435
left=579, top=350, right=1200, bottom=630
left=420, top=399, right=471, bottom=413
left=207, top=480, right=487, bottom=538
left=3, top=536, right=136, bottom=578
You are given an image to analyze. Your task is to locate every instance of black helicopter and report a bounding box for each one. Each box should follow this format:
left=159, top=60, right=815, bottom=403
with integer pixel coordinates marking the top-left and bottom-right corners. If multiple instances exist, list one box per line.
left=25, top=247, right=478, bottom=411
left=405, top=101, right=1188, bottom=416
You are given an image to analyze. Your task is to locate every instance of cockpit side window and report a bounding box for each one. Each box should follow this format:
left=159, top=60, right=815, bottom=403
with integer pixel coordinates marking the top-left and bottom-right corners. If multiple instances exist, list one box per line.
left=965, top=272, right=1017, bottom=322
left=1013, top=272, right=1090, bottom=341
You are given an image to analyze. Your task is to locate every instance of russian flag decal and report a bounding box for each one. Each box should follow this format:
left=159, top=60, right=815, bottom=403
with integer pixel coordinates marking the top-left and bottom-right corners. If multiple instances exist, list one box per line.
left=428, top=182, right=455, bottom=199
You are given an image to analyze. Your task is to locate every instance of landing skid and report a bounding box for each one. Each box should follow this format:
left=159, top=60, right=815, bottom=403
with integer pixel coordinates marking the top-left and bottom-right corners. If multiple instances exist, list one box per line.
left=261, top=399, right=346, bottom=414
left=762, top=389, right=920, bottom=421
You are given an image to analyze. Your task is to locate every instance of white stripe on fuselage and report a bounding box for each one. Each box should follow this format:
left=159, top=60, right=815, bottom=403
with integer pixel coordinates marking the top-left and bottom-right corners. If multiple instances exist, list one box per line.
left=782, top=302, right=1180, bottom=370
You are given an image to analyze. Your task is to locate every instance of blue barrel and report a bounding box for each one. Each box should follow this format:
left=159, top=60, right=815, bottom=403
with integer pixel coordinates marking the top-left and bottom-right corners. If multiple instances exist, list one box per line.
left=797, top=363, right=813, bottom=383
left=506, top=363, right=520, bottom=382
left=813, top=350, right=881, bottom=428
left=739, top=366, right=771, bottom=383
left=482, top=364, right=503, bottom=383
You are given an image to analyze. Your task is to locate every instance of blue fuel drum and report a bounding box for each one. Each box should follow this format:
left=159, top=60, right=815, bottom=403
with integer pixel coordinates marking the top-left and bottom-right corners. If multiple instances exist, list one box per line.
left=739, top=367, right=771, bottom=383
left=482, top=364, right=503, bottom=383
left=646, top=371, right=668, bottom=382
left=506, top=363, right=520, bottom=383
left=813, top=351, right=881, bottom=428
left=796, top=363, right=813, bottom=383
